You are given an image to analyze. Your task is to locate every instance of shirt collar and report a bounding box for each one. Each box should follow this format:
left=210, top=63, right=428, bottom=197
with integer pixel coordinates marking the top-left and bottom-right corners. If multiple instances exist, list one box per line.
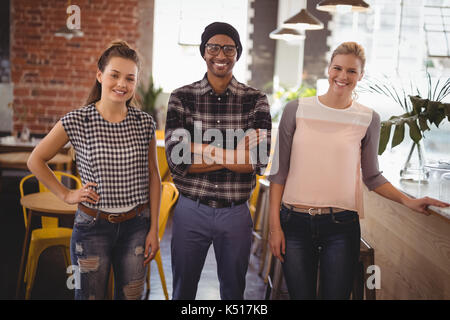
left=199, top=73, right=240, bottom=96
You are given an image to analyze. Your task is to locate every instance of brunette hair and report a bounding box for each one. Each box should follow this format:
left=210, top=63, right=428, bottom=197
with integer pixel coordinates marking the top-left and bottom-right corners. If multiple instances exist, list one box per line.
left=85, top=40, right=141, bottom=107
left=330, top=41, right=366, bottom=72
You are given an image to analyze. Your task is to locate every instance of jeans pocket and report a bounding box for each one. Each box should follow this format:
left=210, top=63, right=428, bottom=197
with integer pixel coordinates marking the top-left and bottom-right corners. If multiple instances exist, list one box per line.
left=331, top=211, right=358, bottom=224
left=74, top=209, right=96, bottom=228
left=280, top=207, right=291, bottom=225
left=138, top=206, right=150, bottom=219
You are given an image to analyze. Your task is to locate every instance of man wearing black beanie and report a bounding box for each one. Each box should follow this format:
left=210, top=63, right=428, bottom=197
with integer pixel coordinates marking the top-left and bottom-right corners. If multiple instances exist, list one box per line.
left=165, top=21, right=272, bottom=300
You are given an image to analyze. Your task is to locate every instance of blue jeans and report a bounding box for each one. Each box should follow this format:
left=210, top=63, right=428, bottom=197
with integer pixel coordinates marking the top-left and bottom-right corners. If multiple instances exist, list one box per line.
left=171, top=195, right=253, bottom=300
left=280, top=205, right=360, bottom=300
left=70, top=206, right=150, bottom=300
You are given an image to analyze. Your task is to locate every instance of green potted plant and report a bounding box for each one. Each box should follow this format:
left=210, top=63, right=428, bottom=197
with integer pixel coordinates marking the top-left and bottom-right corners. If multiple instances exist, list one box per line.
left=137, top=75, right=163, bottom=122
left=272, top=83, right=317, bottom=122
left=359, top=74, right=450, bottom=180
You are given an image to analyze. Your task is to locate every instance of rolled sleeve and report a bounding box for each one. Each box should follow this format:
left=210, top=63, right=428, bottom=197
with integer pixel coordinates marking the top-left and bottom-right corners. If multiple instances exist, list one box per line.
left=165, top=92, right=192, bottom=177
left=252, top=93, right=272, bottom=176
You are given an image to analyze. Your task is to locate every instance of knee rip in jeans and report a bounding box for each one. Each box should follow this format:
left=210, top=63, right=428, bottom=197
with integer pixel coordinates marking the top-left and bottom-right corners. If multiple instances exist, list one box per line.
left=134, top=246, right=144, bottom=256
left=78, top=256, right=100, bottom=273
left=123, top=277, right=145, bottom=300
left=75, top=243, right=83, bottom=254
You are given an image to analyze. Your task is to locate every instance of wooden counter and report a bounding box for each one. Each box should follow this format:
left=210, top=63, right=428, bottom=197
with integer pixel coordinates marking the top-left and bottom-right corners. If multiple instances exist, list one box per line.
left=361, top=150, right=450, bottom=299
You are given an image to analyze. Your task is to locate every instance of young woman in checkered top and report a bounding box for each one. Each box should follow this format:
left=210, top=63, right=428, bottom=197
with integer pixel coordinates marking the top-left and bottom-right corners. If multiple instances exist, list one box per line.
left=28, top=40, right=162, bottom=300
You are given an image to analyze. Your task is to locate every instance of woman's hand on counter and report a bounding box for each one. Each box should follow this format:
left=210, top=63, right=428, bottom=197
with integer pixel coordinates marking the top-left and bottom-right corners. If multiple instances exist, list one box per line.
left=403, top=197, right=450, bottom=215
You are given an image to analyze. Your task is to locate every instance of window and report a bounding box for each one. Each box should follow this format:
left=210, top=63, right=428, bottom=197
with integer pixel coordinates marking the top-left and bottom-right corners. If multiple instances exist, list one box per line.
left=0, top=0, right=10, bottom=83
left=424, top=2, right=450, bottom=57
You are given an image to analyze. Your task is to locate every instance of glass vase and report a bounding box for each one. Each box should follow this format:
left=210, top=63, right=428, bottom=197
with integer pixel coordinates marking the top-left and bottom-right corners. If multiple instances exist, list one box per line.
left=400, top=141, right=429, bottom=182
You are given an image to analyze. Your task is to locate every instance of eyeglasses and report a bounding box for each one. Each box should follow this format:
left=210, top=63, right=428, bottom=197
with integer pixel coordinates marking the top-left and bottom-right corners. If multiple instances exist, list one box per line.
left=205, top=43, right=238, bottom=57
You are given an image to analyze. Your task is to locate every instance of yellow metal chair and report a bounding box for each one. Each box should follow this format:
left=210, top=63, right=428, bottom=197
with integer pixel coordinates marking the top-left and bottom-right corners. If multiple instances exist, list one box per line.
left=155, top=130, right=171, bottom=182
left=156, top=147, right=170, bottom=182
left=145, top=181, right=179, bottom=300
left=19, top=171, right=82, bottom=299
left=249, top=175, right=263, bottom=220
left=155, top=130, right=165, bottom=140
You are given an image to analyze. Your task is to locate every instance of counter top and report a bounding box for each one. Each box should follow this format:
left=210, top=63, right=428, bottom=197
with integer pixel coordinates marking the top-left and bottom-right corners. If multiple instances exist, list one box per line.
left=379, top=149, right=450, bottom=221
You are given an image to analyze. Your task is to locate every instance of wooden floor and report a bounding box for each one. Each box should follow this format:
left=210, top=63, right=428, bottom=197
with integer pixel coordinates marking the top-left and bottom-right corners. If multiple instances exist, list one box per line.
left=0, top=171, right=267, bottom=300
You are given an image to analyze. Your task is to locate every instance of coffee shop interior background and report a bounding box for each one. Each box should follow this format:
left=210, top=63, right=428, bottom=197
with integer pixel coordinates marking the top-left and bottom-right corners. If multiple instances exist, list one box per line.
left=0, top=0, right=449, bottom=300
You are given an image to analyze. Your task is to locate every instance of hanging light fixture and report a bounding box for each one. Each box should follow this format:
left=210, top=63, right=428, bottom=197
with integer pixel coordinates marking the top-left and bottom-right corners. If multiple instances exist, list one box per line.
left=269, top=28, right=305, bottom=41
left=54, top=0, right=84, bottom=40
left=282, top=9, right=324, bottom=30
left=316, top=0, right=370, bottom=13
left=54, top=25, right=84, bottom=40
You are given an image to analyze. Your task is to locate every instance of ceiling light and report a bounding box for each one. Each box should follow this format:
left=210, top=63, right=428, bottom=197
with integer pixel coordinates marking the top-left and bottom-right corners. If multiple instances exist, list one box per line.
left=282, top=9, right=324, bottom=30
left=317, top=0, right=370, bottom=13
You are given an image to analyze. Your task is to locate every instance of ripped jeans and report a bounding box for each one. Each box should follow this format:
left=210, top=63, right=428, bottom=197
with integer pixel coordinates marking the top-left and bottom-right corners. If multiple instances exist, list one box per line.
left=70, top=206, right=150, bottom=300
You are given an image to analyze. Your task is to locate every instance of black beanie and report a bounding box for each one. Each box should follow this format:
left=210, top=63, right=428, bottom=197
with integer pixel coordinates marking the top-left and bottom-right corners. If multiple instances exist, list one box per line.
left=200, top=22, right=242, bottom=60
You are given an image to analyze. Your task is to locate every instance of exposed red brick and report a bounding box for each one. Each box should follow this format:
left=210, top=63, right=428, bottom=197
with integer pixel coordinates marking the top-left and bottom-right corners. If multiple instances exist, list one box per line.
left=11, top=0, right=141, bottom=134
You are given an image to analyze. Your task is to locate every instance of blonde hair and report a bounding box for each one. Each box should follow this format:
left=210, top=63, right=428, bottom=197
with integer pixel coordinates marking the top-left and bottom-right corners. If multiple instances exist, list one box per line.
left=330, top=41, right=366, bottom=72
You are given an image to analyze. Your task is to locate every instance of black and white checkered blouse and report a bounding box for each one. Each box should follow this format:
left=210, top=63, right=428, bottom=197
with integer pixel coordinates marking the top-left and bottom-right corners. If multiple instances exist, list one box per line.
left=61, top=104, right=155, bottom=209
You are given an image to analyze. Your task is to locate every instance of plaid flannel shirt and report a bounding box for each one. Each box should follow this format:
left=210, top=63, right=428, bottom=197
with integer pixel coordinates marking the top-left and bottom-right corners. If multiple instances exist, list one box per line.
left=165, top=74, right=272, bottom=203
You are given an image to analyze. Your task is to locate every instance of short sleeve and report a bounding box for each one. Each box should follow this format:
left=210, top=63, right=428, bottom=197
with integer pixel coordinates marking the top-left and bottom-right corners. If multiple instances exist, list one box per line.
left=60, top=109, right=85, bottom=151
left=141, top=111, right=156, bottom=142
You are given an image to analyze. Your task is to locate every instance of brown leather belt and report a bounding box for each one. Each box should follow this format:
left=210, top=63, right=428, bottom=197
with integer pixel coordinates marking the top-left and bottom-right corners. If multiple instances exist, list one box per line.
left=282, top=203, right=347, bottom=216
left=78, top=202, right=149, bottom=223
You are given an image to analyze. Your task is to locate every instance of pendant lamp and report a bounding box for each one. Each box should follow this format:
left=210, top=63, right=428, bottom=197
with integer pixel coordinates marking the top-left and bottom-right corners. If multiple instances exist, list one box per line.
left=282, top=9, right=324, bottom=30
left=316, top=0, right=370, bottom=13
left=270, top=28, right=306, bottom=41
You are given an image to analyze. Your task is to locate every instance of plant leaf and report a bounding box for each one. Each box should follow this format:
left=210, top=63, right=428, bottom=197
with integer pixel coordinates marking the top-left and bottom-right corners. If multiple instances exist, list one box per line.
left=378, top=121, right=392, bottom=155
left=406, top=120, right=422, bottom=143
left=427, top=100, right=444, bottom=127
left=391, top=122, right=405, bottom=148
left=409, top=95, right=428, bottom=115
left=418, top=115, right=430, bottom=132
left=443, top=102, right=450, bottom=121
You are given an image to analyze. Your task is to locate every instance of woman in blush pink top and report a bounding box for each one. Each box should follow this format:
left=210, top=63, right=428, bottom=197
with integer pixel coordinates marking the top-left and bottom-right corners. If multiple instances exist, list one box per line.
left=268, top=42, right=449, bottom=300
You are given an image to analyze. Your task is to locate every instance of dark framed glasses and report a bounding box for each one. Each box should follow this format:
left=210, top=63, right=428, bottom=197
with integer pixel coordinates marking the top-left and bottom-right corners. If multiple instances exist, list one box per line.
left=205, top=43, right=237, bottom=57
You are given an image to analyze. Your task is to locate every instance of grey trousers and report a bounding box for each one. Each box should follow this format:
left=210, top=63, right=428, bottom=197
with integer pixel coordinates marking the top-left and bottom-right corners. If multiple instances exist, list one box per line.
left=171, top=194, right=253, bottom=300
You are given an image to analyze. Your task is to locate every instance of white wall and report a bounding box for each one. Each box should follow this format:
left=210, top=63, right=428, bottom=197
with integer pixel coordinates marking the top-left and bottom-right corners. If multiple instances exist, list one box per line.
left=273, top=0, right=306, bottom=90
left=152, top=0, right=249, bottom=92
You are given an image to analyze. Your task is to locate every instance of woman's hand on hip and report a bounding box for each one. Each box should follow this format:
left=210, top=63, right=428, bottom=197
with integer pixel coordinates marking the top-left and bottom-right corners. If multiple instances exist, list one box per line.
left=269, top=229, right=286, bottom=263
left=63, top=182, right=99, bottom=205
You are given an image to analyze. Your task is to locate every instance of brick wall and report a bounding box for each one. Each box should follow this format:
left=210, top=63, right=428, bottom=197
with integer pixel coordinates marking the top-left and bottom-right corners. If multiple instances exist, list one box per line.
left=10, top=0, right=144, bottom=134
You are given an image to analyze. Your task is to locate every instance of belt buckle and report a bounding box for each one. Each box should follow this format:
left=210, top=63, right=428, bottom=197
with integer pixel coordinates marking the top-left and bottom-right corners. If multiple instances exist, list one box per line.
left=209, top=200, right=219, bottom=208
left=308, top=208, right=322, bottom=216
left=107, top=213, right=120, bottom=223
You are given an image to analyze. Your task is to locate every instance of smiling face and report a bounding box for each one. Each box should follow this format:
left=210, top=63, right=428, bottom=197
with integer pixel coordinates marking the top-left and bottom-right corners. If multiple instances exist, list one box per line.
left=204, top=34, right=237, bottom=80
left=96, top=56, right=138, bottom=105
left=327, top=54, right=364, bottom=97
